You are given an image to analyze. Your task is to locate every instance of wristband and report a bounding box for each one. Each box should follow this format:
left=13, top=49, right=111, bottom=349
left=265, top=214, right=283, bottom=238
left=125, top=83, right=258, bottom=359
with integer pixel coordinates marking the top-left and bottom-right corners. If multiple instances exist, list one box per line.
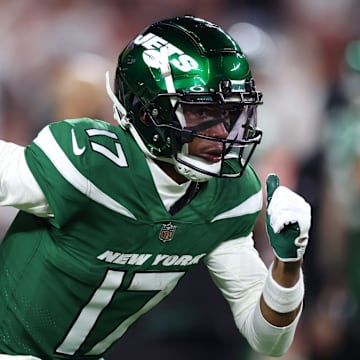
left=262, top=263, right=304, bottom=314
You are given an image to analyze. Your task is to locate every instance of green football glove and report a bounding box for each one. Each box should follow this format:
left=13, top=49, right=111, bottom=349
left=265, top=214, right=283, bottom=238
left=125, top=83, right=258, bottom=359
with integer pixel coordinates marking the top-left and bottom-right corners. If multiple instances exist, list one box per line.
left=266, top=174, right=311, bottom=262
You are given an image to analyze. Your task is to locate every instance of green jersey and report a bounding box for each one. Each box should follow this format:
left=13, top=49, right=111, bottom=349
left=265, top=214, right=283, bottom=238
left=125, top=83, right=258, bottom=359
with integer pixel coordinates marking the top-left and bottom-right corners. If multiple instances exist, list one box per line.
left=0, top=118, right=262, bottom=359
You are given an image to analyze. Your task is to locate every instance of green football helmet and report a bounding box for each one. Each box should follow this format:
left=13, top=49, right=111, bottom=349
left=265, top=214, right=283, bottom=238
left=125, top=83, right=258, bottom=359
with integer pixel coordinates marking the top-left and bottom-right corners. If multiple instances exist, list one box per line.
left=107, top=15, right=263, bottom=181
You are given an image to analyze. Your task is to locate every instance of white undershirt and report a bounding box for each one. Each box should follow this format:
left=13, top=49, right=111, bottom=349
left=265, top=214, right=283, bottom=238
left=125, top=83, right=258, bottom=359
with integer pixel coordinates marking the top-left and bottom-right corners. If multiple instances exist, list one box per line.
left=145, top=157, right=191, bottom=211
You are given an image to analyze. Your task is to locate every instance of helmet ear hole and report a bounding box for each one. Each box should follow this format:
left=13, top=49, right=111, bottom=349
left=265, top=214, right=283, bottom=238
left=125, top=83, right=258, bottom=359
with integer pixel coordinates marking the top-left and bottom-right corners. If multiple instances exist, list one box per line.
left=140, top=108, right=153, bottom=126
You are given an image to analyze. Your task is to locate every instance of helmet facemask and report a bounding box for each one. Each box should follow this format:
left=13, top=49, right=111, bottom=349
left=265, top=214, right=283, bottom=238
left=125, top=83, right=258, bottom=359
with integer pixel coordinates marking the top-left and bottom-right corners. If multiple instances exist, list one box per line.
left=165, top=95, right=262, bottom=181
left=141, top=87, right=263, bottom=181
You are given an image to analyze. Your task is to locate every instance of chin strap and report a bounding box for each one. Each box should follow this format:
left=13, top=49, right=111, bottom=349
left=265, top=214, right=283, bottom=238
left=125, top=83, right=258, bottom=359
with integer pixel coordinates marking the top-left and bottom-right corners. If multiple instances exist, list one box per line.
left=175, top=153, right=220, bottom=182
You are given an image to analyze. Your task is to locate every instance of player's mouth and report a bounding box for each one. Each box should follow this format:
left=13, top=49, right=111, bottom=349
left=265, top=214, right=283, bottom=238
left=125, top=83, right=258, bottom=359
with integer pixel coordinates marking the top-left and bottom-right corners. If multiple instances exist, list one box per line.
left=200, top=149, right=223, bottom=163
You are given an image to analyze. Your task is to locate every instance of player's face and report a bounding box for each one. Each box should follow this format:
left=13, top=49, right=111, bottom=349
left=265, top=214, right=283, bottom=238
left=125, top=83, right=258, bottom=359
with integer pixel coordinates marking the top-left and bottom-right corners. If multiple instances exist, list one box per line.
left=182, top=104, right=230, bottom=163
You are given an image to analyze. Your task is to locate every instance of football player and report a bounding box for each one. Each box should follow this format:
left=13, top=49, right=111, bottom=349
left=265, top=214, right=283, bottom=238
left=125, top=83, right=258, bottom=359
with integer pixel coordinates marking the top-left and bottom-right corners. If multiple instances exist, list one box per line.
left=0, top=16, right=311, bottom=360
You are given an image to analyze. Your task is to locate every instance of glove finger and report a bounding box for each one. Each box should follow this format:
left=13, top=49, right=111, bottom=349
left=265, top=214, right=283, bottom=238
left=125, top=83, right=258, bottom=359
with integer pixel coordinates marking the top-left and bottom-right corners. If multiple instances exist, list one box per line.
left=273, top=203, right=311, bottom=234
left=270, top=210, right=300, bottom=233
left=266, top=173, right=280, bottom=205
left=271, top=220, right=298, bottom=234
left=267, top=187, right=311, bottom=226
left=299, top=202, right=312, bottom=232
left=271, top=215, right=311, bottom=237
left=295, top=236, right=308, bottom=247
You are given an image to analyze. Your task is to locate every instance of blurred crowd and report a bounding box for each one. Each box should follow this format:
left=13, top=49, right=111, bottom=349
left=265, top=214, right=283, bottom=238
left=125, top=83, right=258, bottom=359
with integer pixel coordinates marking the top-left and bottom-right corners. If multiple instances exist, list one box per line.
left=1, top=0, right=360, bottom=359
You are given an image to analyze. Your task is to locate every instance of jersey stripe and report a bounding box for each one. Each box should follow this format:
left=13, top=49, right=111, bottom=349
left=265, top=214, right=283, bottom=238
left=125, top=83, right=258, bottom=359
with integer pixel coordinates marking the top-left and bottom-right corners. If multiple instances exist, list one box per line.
left=33, top=126, right=136, bottom=219
left=210, top=190, right=262, bottom=222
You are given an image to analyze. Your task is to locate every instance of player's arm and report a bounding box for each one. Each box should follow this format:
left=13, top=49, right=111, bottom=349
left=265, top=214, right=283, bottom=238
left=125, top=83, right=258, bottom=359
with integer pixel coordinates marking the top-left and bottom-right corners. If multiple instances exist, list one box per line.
left=205, top=174, right=310, bottom=357
left=205, top=235, right=303, bottom=357
left=0, top=140, right=52, bottom=216
left=260, top=258, right=303, bottom=328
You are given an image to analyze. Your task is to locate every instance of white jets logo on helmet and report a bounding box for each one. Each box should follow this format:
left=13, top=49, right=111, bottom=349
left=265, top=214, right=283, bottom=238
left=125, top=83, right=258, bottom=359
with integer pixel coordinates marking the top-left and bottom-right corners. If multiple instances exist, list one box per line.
left=134, top=32, right=198, bottom=72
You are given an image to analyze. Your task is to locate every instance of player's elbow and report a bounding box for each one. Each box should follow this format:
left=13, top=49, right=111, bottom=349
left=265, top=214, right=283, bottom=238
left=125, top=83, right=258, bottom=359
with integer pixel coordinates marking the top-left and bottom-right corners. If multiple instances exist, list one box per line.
left=247, top=337, right=293, bottom=358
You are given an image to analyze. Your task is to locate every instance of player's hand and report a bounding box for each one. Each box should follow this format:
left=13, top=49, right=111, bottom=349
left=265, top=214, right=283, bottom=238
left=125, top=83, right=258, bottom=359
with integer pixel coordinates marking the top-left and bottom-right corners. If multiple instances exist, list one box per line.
left=265, top=174, right=311, bottom=262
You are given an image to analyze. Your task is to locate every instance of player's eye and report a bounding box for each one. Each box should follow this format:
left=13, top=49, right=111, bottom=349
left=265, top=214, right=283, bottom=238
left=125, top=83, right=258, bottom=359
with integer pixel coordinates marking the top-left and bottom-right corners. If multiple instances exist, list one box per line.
left=221, top=110, right=229, bottom=118
left=195, top=108, right=207, bottom=117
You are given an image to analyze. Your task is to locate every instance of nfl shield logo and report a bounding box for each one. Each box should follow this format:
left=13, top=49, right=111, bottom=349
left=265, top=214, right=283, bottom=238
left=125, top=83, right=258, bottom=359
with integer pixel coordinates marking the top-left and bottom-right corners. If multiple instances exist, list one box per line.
left=159, top=222, right=177, bottom=242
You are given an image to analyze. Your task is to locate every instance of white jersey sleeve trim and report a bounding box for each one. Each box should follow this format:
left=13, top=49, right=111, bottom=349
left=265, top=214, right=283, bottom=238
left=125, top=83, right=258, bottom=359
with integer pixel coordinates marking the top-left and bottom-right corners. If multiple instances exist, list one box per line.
left=33, top=126, right=136, bottom=220
left=0, top=140, right=52, bottom=217
left=205, top=235, right=301, bottom=356
left=210, top=190, right=263, bottom=222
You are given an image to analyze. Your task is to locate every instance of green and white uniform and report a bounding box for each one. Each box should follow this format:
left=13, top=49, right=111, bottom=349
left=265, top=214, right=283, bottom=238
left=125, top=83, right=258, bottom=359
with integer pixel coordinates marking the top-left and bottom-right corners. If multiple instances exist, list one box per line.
left=0, top=118, right=295, bottom=360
